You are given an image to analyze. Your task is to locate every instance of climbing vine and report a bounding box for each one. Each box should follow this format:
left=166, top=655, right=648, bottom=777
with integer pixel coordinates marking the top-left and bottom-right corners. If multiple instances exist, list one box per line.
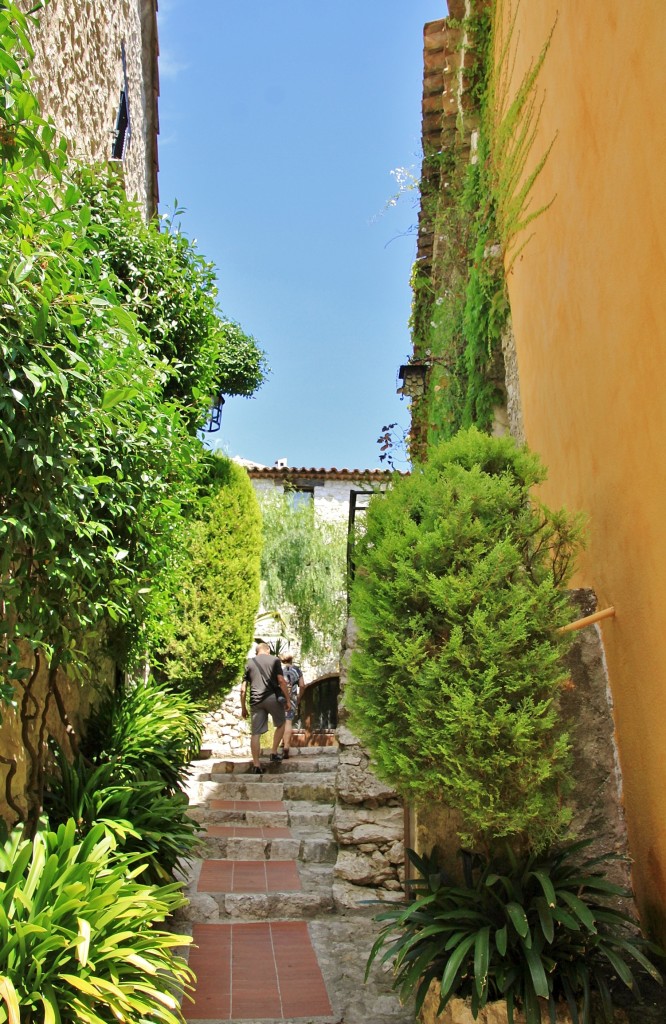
left=410, top=0, right=555, bottom=451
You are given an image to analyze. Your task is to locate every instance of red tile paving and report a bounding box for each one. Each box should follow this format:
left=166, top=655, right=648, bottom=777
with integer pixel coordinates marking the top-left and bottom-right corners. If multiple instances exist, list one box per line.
left=197, top=859, right=302, bottom=894
left=184, top=921, right=332, bottom=1021
left=206, top=824, right=292, bottom=839
left=209, top=799, right=286, bottom=812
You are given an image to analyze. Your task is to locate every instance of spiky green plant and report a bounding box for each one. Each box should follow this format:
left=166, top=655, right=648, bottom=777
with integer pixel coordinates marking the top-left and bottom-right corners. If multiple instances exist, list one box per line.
left=367, top=842, right=663, bottom=1023
left=0, top=819, right=193, bottom=1024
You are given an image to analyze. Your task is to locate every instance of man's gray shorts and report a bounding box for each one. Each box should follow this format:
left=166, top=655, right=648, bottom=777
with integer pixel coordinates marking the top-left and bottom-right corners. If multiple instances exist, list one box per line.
left=250, top=694, right=286, bottom=736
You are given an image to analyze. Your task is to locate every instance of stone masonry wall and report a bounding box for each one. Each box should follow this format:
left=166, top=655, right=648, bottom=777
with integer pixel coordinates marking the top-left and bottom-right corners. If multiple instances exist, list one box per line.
left=332, top=620, right=406, bottom=909
left=201, top=681, right=251, bottom=759
left=25, top=0, right=158, bottom=218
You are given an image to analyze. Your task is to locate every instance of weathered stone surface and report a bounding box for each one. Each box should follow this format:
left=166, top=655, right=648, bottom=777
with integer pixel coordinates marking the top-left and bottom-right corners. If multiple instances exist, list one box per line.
left=283, top=774, right=336, bottom=802
left=173, top=892, right=219, bottom=923
left=337, top=724, right=361, bottom=747
left=27, top=0, right=157, bottom=218
left=336, top=760, right=398, bottom=807
left=387, top=840, right=404, bottom=865
left=419, top=986, right=579, bottom=1024
left=333, top=880, right=405, bottom=911
left=335, top=850, right=395, bottom=885
left=334, top=805, right=404, bottom=845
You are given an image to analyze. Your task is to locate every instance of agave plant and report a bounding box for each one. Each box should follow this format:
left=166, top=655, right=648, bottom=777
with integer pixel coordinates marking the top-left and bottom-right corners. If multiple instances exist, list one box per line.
left=0, top=819, right=193, bottom=1024
left=366, top=841, right=663, bottom=1023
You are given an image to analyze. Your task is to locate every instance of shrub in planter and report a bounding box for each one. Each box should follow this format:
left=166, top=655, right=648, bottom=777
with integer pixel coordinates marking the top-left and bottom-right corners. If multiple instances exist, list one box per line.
left=0, top=819, right=193, bottom=1024
left=367, top=843, right=663, bottom=1024
left=347, top=428, right=585, bottom=850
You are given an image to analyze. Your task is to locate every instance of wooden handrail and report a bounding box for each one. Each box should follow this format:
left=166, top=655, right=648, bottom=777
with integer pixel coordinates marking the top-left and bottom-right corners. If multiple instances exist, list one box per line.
left=558, top=606, right=615, bottom=634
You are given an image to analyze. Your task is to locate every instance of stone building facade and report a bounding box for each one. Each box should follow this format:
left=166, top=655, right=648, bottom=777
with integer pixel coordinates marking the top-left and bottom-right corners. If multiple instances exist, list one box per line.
left=25, top=0, right=159, bottom=218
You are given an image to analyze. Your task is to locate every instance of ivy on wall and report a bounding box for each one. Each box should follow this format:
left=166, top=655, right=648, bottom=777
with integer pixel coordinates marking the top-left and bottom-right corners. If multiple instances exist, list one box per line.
left=410, top=0, right=553, bottom=453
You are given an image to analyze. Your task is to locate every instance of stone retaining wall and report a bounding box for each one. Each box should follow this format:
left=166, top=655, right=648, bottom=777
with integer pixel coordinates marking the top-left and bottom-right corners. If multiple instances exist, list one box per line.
left=201, top=682, right=251, bottom=758
left=332, top=620, right=406, bottom=909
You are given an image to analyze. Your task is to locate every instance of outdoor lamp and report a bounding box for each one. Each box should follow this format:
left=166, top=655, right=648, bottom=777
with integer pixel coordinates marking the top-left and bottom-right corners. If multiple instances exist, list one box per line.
left=204, top=392, right=225, bottom=433
left=397, top=361, right=428, bottom=399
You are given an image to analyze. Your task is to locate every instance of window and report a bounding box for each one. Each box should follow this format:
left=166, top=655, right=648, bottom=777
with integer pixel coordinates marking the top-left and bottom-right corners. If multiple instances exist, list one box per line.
left=286, top=486, right=314, bottom=510
left=111, top=43, right=131, bottom=159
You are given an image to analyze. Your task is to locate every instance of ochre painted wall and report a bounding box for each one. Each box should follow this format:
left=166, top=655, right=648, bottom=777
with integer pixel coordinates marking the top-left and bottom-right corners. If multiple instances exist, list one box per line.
left=497, top=0, right=666, bottom=940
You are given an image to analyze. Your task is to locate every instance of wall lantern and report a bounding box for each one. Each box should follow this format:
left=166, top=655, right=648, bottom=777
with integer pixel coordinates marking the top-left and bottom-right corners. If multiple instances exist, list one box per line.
left=397, top=361, right=428, bottom=399
left=204, top=392, right=225, bottom=433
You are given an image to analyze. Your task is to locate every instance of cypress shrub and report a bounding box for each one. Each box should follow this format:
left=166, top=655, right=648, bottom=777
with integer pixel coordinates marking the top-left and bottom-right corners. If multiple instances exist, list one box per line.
left=346, top=428, right=585, bottom=850
left=146, top=456, right=262, bottom=701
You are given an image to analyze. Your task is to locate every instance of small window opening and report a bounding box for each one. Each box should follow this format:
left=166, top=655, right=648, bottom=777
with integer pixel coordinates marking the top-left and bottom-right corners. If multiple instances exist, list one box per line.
left=111, top=42, right=131, bottom=160
left=286, top=486, right=314, bottom=510
left=111, top=90, right=129, bottom=159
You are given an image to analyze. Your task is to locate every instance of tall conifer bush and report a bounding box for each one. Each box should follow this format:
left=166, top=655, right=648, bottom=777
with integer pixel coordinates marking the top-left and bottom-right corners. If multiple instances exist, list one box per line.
left=346, top=428, right=584, bottom=850
left=144, top=456, right=262, bottom=701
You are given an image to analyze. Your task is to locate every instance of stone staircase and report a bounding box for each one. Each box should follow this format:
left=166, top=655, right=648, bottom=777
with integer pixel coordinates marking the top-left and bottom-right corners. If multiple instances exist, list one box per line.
left=177, top=746, right=415, bottom=1024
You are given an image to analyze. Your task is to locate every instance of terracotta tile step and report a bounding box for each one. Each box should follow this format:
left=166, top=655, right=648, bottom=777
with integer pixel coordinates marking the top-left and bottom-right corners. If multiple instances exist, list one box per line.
left=197, top=859, right=302, bottom=895
left=184, top=920, right=332, bottom=1022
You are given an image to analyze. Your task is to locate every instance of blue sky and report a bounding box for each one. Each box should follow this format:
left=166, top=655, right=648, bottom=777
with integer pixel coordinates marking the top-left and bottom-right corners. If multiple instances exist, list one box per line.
left=157, top=1, right=444, bottom=469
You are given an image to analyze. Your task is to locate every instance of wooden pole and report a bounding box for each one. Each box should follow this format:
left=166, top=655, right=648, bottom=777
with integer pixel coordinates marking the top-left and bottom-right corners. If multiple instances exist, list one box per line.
left=558, top=606, right=615, bottom=634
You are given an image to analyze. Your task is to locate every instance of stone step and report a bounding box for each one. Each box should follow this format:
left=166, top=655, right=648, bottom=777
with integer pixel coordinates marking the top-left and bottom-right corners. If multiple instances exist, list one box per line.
left=201, top=829, right=337, bottom=864
left=282, top=772, right=336, bottom=801
left=205, top=806, right=290, bottom=828
left=287, top=801, right=335, bottom=828
left=193, top=771, right=337, bottom=805
left=188, top=778, right=284, bottom=803
left=212, top=888, right=334, bottom=921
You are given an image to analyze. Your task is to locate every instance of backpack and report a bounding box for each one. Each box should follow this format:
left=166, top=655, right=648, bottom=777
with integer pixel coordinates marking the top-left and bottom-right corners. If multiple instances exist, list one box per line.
left=283, top=664, right=301, bottom=701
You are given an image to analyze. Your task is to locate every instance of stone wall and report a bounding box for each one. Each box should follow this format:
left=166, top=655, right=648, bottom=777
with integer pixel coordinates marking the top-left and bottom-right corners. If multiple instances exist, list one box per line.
left=201, top=682, right=251, bottom=759
left=25, top=0, right=158, bottom=218
left=332, top=620, right=406, bottom=909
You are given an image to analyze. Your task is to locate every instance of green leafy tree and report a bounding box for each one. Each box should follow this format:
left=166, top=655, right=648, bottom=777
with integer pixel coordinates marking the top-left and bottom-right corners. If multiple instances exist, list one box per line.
left=144, top=457, right=262, bottom=701
left=0, top=5, right=264, bottom=828
left=346, top=428, right=585, bottom=851
left=76, top=167, right=268, bottom=425
left=259, top=490, right=347, bottom=663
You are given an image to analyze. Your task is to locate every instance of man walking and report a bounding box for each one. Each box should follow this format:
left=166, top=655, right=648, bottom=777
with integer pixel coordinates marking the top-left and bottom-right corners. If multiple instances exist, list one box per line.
left=281, top=652, right=304, bottom=758
left=241, top=642, right=291, bottom=774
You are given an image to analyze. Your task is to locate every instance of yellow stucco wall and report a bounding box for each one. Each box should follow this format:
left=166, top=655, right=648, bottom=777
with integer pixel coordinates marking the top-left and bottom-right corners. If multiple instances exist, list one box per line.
left=498, top=0, right=666, bottom=939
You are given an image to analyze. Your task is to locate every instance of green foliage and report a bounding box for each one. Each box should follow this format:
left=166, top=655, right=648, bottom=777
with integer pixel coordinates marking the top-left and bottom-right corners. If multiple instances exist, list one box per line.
left=44, top=753, right=201, bottom=885
left=46, top=678, right=203, bottom=882
left=259, top=490, right=347, bottom=663
left=144, top=456, right=262, bottom=701
left=0, top=819, right=193, bottom=1024
left=368, top=842, right=663, bottom=1024
left=347, top=429, right=585, bottom=850
left=0, top=6, right=262, bottom=825
left=80, top=675, right=204, bottom=793
left=411, top=0, right=554, bottom=447
left=76, top=167, right=268, bottom=423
